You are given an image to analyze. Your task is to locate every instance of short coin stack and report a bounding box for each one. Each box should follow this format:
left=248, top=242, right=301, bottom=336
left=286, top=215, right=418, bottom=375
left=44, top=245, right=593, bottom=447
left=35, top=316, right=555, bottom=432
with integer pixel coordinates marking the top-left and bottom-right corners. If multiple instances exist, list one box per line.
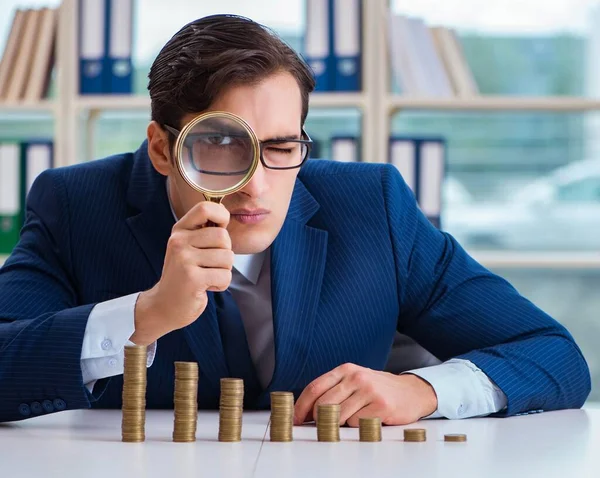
left=269, top=392, right=294, bottom=442
left=444, top=433, right=467, bottom=442
left=172, top=361, right=199, bottom=442
left=316, top=404, right=341, bottom=442
left=121, top=345, right=147, bottom=443
left=359, top=417, right=382, bottom=442
left=404, top=428, right=427, bottom=442
left=218, top=378, right=244, bottom=442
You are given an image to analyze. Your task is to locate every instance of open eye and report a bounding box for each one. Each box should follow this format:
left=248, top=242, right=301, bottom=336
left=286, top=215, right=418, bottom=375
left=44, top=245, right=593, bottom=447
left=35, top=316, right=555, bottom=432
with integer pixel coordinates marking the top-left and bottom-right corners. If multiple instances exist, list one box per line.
left=202, top=134, right=233, bottom=146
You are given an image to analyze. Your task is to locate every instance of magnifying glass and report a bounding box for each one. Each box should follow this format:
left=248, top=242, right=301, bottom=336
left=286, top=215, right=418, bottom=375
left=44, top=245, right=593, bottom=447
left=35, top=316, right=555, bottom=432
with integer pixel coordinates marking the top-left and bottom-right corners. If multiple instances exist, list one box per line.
left=172, top=111, right=260, bottom=205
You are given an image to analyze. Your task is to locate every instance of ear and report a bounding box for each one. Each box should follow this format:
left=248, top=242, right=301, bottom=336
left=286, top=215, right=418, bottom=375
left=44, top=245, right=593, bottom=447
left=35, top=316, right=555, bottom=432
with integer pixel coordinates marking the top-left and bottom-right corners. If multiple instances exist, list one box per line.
left=147, top=121, right=173, bottom=176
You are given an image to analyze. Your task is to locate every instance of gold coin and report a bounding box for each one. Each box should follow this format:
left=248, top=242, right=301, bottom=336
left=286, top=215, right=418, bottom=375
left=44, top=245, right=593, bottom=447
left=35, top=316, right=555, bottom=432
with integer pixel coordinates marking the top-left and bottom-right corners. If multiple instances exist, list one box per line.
left=359, top=417, right=382, bottom=442
left=121, top=346, right=147, bottom=443
left=404, top=428, right=426, bottom=442
left=316, top=404, right=340, bottom=442
left=444, top=433, right=467, bottom=442
left=270, top=391, right=294, bottom=442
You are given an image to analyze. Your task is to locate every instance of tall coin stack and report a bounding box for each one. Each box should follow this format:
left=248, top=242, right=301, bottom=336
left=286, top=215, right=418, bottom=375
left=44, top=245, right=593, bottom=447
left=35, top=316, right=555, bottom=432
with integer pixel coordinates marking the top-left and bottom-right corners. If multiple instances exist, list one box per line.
left=172, top=361, right=199, bottom=442
left=404, top=428, right=427, bottom=442
left=218, top=378, right=244, bottom=442
left=316, top=404, right=341, bottom=442
left=121, top=345, right=147, bottom=443
left=269, top=392, right=294, bottom=442
left=359, top=417, right=382, bottom=442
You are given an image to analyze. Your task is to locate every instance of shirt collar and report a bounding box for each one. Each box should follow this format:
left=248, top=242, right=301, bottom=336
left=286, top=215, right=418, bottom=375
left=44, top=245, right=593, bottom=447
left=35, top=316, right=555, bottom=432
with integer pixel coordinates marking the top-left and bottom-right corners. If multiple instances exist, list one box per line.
left=166, top=181, right=265, bottom=285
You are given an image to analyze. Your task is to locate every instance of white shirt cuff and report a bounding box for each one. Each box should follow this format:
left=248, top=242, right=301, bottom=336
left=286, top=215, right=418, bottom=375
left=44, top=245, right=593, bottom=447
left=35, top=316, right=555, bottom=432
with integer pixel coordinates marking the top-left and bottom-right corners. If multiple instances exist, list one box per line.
left=403, top=358, right=508, bottom=419
left=81, top=293, right=157, bottom=391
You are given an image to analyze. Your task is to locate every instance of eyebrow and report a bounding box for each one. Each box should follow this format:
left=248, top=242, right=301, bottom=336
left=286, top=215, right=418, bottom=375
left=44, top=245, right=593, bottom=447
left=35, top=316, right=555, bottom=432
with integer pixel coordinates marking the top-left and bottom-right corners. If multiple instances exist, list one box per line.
left=261, top=134, right=302, bottom=142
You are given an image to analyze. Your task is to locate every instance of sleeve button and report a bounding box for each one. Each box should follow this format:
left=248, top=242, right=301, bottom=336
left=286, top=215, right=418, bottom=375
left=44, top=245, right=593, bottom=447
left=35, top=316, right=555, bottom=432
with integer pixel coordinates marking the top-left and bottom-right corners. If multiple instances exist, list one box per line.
left=30, top=402, right=43, bottom=415
left=53, top=398, right=67, bottom=411
left=18, top=403, right=31, bottom=417
left=42, top=400, right=54, bottom=413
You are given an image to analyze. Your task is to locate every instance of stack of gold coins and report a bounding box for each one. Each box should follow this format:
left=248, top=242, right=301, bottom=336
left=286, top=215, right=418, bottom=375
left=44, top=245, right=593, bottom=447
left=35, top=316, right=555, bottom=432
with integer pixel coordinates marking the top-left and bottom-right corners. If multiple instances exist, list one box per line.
left=358, top=417, right=382, bottom=442
left=444, top=433, right=467, bottom=442
left=316, top=404, right=341, bottom=442
left=404, top=428, right=427, bottom=442
left=269, top=392, right=294, bottom=442
left=121, top=345, right=147, bottom=443
left=218, top=378, right=244, bottom=442
left=172, top=361, right=199, bottom=442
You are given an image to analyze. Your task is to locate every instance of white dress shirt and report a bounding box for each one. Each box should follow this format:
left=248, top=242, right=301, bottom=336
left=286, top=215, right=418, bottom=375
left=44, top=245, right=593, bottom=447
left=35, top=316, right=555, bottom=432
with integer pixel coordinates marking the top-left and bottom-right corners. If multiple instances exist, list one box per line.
left=81, top=186, right=507, bottom=418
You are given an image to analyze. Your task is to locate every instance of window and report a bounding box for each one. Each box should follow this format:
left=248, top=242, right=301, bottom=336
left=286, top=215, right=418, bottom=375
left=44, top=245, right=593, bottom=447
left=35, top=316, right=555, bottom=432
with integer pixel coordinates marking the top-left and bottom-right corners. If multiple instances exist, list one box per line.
left=556, top=177, right=600, bottom=202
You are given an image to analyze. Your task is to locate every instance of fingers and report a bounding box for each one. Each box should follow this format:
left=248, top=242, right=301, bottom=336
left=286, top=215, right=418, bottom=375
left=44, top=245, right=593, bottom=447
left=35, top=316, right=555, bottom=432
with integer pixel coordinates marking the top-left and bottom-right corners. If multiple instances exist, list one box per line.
left=294, top=364, right=350, bottom=425
left=174, top=258, right=232, bottom=293
left=165, top=227, right=234, bottom=293
left=168, top=227, right=232, bottom=255
left=310, top=379, right=356, bottom=425
left=346, top=403, right=382, bottom=428
left=339, top=392, right=371, bottom=425
left=175, top=201, right=230, bottom=230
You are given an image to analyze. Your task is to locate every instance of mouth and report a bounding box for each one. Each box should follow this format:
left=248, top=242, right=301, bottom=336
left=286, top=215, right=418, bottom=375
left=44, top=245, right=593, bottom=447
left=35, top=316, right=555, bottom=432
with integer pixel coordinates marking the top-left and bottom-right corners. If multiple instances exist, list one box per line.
left=230, top=208, right=271, bottom=225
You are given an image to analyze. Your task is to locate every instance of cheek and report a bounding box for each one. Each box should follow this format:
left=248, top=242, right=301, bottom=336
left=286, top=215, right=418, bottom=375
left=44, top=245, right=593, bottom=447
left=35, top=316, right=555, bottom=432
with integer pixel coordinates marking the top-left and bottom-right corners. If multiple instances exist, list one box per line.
left=271, top=173, right=297, bottom=214
left=175, top=179, right=206, bottom=212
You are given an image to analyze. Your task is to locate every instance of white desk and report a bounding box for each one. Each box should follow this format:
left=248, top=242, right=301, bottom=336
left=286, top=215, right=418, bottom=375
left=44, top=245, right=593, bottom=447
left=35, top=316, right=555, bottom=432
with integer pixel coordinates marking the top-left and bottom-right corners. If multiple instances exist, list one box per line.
left=1, top=409, right=598, bottom=478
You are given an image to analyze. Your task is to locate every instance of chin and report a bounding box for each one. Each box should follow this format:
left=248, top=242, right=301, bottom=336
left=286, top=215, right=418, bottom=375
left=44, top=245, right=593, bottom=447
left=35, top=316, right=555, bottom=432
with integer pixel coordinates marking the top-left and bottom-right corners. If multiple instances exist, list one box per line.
left=231, top=232, right=274, bottom=255
left=229, top=218, right=283, bottom=255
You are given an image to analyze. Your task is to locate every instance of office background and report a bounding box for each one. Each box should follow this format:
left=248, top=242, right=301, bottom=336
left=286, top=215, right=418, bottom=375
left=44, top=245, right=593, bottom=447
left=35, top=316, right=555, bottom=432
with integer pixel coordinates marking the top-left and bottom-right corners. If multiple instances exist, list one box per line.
left=0, top=0, right=599, bottom=401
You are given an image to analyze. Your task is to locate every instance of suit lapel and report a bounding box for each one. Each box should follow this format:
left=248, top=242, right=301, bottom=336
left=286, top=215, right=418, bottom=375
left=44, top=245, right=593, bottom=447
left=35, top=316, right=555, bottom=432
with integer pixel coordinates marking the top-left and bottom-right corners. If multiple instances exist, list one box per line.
left=264, top=180, right=328, bottom=395
left=125, top=142, right=228, bottom=383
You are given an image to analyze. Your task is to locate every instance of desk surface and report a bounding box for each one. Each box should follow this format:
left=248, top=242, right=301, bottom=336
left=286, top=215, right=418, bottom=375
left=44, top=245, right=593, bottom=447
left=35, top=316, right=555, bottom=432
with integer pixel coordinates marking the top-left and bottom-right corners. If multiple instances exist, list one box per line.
left=1, top=409, right=598, bottom=478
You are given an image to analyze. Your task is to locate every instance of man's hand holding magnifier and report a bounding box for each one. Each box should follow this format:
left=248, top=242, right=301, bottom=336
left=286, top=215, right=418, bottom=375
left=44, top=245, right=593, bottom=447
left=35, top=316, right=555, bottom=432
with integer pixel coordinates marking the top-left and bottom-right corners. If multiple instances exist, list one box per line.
left=132, top=200, right=234, bottom=346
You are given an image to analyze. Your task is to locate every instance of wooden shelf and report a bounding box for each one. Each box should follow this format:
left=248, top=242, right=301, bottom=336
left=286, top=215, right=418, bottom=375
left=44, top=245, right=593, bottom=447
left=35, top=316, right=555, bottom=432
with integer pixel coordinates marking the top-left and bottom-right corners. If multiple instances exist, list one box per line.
left=75, top=95, right=150, bottom=112
left=309, top=92, right=366, bottom=109
left=388, top=95, right=600, bottom=113
left=0, top=100, right=56, bottom=113
left=74, top=92, right=367, bottom=114
left=471, top=251, right=600, bottom=269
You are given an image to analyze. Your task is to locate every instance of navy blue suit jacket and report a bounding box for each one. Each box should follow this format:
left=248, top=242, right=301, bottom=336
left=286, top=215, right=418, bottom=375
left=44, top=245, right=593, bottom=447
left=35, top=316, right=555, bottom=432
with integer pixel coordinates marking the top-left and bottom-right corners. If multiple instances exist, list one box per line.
left=0, top=142, right=591, bottom=422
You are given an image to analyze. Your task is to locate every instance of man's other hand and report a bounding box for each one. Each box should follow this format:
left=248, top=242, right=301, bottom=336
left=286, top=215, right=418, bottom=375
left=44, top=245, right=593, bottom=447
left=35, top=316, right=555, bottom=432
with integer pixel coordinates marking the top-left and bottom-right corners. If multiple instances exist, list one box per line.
left=293, top=363, right=438, bottom=427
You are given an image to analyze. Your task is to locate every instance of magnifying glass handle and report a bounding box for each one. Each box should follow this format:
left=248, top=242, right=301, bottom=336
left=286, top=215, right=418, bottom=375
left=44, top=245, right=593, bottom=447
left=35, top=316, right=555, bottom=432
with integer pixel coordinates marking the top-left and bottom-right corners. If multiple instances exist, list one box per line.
left=204, top=195, right=223, bottom=228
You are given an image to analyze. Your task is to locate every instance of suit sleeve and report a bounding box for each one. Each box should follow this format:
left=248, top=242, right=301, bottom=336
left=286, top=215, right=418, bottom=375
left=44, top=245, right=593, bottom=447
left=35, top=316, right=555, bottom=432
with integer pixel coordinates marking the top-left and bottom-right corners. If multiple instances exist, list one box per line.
left=0, top=170, right=106, bottom=423
left=381, top=164, right=591, bottom=416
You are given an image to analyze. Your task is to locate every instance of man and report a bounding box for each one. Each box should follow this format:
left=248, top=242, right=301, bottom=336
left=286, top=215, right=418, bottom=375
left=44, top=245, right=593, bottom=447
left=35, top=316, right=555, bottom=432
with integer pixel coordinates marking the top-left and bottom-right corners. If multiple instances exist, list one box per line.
left=0, top=15, right=590, bottom=425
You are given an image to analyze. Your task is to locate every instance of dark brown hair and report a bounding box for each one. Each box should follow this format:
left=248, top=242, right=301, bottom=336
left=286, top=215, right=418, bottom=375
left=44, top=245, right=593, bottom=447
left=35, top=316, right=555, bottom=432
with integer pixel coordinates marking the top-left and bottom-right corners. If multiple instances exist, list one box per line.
left=148, top=14, right=315, bottom=145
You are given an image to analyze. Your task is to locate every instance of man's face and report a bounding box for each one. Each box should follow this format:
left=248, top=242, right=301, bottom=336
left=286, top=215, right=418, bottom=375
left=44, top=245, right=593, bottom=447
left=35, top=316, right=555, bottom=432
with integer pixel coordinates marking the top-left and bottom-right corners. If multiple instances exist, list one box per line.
left=167, top=71, right=304, bottom=254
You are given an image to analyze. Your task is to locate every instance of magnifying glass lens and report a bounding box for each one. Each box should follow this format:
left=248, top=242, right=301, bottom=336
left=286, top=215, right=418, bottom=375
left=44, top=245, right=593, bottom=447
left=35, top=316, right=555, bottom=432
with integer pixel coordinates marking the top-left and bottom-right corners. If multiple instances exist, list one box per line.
left=180, top=116, right=255, bottom=192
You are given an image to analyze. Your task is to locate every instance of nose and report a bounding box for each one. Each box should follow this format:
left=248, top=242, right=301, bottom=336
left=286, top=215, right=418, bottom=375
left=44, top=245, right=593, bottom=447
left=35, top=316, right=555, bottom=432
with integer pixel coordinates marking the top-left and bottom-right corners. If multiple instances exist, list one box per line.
left=239, top=160, right=269, bottom=198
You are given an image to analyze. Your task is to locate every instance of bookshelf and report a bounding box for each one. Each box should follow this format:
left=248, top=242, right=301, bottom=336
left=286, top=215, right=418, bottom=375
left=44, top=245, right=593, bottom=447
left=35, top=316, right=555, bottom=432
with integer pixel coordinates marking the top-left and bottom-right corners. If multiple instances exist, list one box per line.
left=387, top=96, right=600, bottom=113
left=5, top=0, right=600, bottom=165
left=1, top=0, right=600, bottom=270
left=75, top=92, right=368, bottom=112
left=0, top=100, right=56, bottom=113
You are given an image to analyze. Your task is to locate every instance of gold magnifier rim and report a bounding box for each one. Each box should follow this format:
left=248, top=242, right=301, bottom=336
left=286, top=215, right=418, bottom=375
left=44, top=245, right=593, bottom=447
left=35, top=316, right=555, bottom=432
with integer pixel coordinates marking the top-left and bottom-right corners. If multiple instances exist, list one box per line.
left=174, top=111, right=260, bottom=199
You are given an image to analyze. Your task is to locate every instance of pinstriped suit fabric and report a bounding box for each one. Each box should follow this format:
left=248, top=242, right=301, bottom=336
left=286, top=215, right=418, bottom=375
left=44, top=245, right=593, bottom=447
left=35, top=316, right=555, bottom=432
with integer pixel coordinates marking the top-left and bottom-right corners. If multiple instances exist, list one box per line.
left=0, top=142, right=590, bottom=422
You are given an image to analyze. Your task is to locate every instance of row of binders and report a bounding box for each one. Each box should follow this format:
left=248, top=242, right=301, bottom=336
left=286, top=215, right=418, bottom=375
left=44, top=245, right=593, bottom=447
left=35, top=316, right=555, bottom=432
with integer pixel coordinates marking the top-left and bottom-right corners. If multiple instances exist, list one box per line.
left=388, top=15, right=479, bottom=97
left=304, top=0, right=362, bottom=92
left=0, top=141, right=53, bottom=254
left=325, top=136, right=445, bottom=227
left=79, top=0, right=134, bottom=94
left=0, top=8, right=57, bottom=102
left=303, top=0, right=478, bottom=97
